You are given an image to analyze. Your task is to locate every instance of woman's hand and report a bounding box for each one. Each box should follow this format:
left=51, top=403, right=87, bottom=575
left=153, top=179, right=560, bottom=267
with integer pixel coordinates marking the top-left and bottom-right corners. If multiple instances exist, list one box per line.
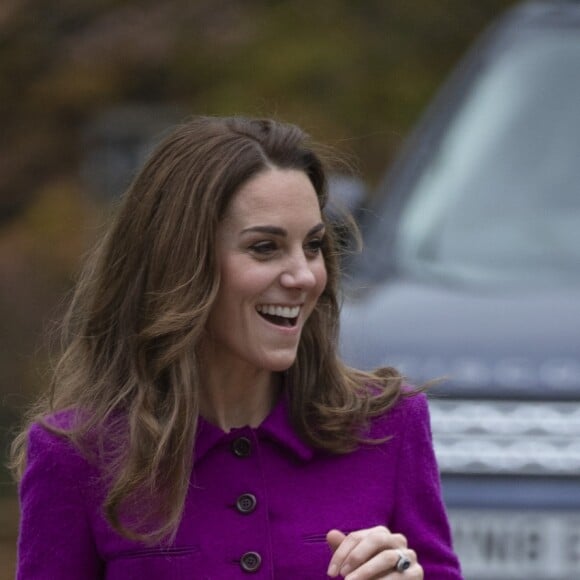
left=326, top=526, right=423, bottom=579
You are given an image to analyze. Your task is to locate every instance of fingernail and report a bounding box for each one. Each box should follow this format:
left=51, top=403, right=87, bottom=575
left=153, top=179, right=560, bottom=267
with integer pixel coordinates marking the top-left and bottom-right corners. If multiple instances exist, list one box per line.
left=327, top=564, right=337, bottom=577
left=341, top=564, right=351, bottom=576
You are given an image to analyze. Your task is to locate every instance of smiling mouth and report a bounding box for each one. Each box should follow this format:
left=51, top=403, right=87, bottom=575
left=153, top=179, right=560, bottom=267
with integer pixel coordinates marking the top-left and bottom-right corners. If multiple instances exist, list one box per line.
left=256, top=304, right=300, bottom=328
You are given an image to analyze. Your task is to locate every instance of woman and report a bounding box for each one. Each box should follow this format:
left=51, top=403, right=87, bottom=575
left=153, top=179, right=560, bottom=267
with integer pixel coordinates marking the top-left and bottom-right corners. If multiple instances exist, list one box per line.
left=12, top=116, right=462, bottom=579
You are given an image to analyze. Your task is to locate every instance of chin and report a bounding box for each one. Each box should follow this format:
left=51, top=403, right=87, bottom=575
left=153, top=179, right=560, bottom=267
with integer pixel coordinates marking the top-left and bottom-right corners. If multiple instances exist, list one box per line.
left=261, top=353, right=298, bottom=373
left=265, top=360, right=296, bottom=373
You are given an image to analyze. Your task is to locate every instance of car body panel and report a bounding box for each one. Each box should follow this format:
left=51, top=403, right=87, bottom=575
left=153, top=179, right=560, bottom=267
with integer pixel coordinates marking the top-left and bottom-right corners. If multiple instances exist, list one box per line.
left=338, top=2, right=580, bottom=578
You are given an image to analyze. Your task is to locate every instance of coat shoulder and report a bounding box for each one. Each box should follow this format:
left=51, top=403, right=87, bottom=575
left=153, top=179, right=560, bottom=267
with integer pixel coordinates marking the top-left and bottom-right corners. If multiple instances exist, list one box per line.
left=368, top=389, right=430, bottom=439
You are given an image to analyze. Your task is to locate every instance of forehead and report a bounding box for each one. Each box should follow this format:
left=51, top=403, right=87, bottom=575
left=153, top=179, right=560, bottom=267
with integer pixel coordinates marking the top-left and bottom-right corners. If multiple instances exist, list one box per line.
left=223, top=168, right=322, bottom=225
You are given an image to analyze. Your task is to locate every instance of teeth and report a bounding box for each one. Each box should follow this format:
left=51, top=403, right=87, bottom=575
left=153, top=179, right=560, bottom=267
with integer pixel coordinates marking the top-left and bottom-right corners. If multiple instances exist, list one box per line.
left=256, top=305, right=300, bottom=318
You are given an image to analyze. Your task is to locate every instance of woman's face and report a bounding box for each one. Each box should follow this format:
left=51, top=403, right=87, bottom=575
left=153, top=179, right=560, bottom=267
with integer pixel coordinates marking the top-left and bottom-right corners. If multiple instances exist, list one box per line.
left=204, top=167, right=328, bottom=374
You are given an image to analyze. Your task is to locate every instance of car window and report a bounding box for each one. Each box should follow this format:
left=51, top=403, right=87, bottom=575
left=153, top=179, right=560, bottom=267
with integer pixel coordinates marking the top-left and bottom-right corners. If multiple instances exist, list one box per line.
left=394, top=30, right=580, bottom=286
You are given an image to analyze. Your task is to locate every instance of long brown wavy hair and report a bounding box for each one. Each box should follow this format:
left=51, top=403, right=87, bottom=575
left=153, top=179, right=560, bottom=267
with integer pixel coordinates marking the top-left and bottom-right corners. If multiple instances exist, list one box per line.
left=11, top=116, right=403, bottom=542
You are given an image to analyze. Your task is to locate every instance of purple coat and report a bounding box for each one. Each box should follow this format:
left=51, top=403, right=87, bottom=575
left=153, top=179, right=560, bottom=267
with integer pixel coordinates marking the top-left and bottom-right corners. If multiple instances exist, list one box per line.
left=17, top=393, right=462, bottom=579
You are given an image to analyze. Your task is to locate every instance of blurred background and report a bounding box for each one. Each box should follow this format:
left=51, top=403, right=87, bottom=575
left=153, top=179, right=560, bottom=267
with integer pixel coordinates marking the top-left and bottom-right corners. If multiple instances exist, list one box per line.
left=0, top=0, right=520, bottom=577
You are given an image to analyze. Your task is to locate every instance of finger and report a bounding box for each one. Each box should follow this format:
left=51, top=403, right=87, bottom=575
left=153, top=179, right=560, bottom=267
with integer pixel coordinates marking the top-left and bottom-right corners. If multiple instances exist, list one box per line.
left=344, top=549, right=399, bottom=579
left=394, top=548, right=416, bottom=574
left=326, top=530, right=364, bottom=577
left=327, top=526, right=406, bottom=578
left=334, top=527, right=397, bottom=577
left=344, top=549, right=419, bottom=580
left=326, top=529, right=346, bottom=553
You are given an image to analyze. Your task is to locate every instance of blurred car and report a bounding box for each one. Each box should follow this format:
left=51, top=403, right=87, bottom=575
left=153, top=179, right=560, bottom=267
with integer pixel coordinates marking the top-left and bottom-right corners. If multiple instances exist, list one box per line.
left=338, top=2, right=580, bottom=579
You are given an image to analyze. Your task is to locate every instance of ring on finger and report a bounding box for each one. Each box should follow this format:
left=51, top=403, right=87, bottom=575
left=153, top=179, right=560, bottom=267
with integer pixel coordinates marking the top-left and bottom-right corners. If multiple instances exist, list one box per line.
left=395, top=548, right=411, bottom=573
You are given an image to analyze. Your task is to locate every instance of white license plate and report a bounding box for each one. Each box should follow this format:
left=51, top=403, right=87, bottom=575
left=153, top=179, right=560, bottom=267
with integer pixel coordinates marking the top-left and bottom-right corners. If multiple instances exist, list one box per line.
left=448, top=509, right=580, bottom=579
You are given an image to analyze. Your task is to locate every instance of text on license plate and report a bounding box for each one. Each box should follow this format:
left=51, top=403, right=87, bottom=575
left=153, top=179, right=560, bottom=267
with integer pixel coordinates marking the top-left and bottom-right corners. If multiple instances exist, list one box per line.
left=448, top=508, right=580, bottom=580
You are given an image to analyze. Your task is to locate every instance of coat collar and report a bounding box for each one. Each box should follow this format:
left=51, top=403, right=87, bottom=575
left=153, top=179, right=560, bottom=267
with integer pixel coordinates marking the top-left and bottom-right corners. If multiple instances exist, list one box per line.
left=194, top=392, right=315, bottom=464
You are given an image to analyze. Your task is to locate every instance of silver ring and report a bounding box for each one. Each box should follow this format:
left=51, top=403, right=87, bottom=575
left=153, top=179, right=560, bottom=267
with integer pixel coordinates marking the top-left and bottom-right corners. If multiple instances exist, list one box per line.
left=396, top=548, right=411, bottom=573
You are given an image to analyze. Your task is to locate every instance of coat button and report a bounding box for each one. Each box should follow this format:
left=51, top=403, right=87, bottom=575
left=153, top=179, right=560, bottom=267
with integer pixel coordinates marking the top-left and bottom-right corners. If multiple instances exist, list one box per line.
left=236, top=493, right=257, bottom=514
left=240, top=551, right=262, bottom=572
left=231, top=436, right=251, bottom=457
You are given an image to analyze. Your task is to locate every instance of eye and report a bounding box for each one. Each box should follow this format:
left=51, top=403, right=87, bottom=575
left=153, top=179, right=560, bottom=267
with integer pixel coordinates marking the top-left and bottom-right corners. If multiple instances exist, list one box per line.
left=249, top=240, right=278, bottom=257
left=304, top=237, right=324, bottom=257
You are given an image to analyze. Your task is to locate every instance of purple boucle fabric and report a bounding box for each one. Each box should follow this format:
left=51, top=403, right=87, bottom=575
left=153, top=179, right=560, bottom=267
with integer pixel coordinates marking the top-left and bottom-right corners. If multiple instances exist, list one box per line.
left=17, top=392, right=463, bottom=579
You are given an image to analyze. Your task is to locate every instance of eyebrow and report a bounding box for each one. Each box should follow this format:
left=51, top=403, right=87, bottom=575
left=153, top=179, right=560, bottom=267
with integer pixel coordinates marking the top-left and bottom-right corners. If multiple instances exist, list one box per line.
left=241, top=223, right=325, bottom=237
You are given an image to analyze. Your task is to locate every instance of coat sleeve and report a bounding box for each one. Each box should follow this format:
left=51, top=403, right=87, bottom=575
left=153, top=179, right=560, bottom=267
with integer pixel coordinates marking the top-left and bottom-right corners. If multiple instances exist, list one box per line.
left=17, top=422, right=103, bottom=580
left=389, top=393, right=464, bottom=579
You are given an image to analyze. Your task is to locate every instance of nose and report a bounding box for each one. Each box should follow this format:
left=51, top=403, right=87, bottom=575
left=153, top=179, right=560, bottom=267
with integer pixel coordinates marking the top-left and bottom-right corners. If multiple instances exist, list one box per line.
left=280, top=252, right=318, bottom=290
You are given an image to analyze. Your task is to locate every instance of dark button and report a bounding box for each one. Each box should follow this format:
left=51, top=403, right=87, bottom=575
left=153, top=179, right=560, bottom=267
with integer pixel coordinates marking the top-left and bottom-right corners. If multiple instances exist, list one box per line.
left=240, top=551, right=262, bottom=573
left=236, top=493, right=257, bottom=514
left=231, top=436, right=251, bottom=457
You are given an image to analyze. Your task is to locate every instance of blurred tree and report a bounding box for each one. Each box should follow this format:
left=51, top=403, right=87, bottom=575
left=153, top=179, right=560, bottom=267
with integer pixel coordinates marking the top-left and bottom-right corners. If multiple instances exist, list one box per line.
left=0, top=0, right=521, bottom=471
left=0, top=1, right=522, bottom=576
left=0, top=0, right=519, bottom=220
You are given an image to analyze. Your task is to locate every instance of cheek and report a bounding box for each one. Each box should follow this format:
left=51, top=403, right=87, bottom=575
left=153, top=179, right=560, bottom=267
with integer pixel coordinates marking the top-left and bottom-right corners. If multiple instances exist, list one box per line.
left=234, top=267, right=277, bottom=298
left=314, top=260, right=328, bottom=297
left=218, top=258, right=277, bottom=307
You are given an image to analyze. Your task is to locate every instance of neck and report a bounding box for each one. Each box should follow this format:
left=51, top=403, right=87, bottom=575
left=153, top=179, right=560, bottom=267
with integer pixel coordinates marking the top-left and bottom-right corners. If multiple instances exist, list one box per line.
left=199, top=362, right=282, bottom=432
